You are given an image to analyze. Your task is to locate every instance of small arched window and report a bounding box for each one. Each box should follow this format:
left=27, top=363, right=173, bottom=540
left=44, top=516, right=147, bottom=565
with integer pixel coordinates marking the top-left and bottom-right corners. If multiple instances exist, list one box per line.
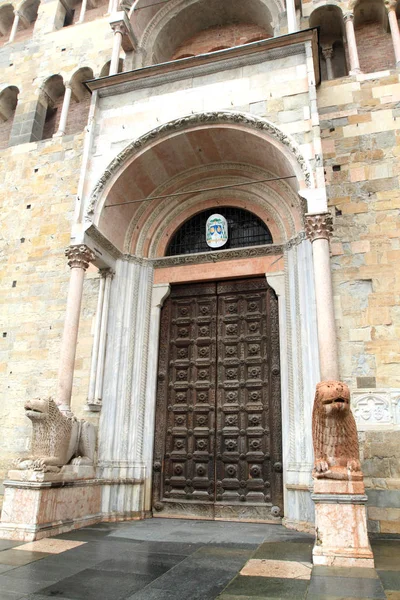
left=166, top=207, right=273, bottom=256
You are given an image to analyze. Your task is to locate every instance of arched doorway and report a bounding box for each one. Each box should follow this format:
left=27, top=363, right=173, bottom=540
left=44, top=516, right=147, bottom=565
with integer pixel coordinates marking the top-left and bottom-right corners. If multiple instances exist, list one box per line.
left=152, top=207, right=282, bottom=520
left=86, top=113, right=320, bottom=528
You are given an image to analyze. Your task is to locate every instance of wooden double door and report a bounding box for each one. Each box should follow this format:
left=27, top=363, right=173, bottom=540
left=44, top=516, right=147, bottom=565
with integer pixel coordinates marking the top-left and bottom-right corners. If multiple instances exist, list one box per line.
left=152, top=278, right=283, bottom=521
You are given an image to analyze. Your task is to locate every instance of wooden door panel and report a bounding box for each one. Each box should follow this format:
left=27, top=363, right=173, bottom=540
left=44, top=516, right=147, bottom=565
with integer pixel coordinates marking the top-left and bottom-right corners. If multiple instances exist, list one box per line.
left=153, top=283, right=217, bottom=519
left=153, top=279, right=283, bottom=521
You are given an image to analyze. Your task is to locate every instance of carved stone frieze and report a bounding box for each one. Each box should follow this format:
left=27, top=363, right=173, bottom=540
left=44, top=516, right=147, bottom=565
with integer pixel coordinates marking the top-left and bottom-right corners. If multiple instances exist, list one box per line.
left=65, top=244, right=95, bottom=270
left=352, top=389, right=400, bottom=430
left=85, top=111, right=312, bottom=218
left=152, top=243, right=284, bottom=268
left=305, top=213, right=333, bottom=243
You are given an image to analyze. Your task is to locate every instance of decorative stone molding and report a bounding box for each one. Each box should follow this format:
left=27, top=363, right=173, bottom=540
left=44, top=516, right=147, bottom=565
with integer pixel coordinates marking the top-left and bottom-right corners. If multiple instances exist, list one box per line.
left=352, top=389, right=400, bottom=430
left=305, top=213, right=333, bottom=243
left=86, top=111, right=313, bottom=218
left=65, top=244, right=95, bottom=270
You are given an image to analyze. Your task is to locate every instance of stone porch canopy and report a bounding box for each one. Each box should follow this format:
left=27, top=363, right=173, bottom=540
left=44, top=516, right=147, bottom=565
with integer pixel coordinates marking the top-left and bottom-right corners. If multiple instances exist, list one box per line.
left=84, top=31, right=320, bottom=258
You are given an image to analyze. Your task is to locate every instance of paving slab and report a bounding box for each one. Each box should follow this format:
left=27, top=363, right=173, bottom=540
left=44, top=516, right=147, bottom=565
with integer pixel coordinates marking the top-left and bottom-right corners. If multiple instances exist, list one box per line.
left=0, top=519, right=396, bottom=600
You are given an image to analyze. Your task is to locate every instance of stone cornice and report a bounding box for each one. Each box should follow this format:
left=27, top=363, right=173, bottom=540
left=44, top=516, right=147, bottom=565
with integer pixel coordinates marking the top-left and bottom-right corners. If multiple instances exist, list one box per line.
left=85, top=28, right=320, bottom=96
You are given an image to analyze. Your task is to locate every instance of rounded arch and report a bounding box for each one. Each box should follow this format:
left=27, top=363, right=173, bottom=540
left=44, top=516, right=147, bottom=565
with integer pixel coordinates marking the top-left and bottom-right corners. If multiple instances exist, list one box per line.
left=133, top=0, right=284, bottom=67
left=309, top=5, right=348, bottom=80
left=165, top=205, right=273, bottom=256
left=86, top=111, right=313, bottom=257
left=99, top=58, right=123, bottom=77
left=40, top=74, right=65, bottom=140
left=140, top=173, right=297, bottom=258
left=0, top=84, right=19, bottom=120
left=0, top=4, right=15, bottom=38
left=17, top=0, right=39, bottom=22
left=0, top=84, right=19, bottom=150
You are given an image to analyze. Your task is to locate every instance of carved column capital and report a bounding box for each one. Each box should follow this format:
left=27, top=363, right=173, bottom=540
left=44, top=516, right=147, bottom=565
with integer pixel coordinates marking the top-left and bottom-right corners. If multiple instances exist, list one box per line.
left=111, top=20, right=128, bottom=36
left=385, top=0, right=397, bottom=12
left=343, top=11, right=355, bottom=23
left=321, top=45, right=334, bottom=60
left=99, top=267, right=115, bottom=278
left=65, top=244, right=95, bottom=270
left=305, top=213, right=333, bottom=243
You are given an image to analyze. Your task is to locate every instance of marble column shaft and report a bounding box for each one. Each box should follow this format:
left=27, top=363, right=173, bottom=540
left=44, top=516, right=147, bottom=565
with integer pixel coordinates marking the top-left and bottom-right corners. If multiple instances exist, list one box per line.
left=344, top=13, right=361, bottom=74
left=110, top=23, right=125, bottom=75
left=388, top=6, right=400, bottom=67
left=306, top=213, right=339, bottom=381
left=57, top=245, right=95, bottom=412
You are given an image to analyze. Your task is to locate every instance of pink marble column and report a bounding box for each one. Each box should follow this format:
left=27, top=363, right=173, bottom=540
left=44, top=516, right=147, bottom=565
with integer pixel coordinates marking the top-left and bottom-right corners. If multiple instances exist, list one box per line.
left=322, top=46, right=334, bottom=80
left=306, top=214, right=339, bottom=381
left=344, top=12, right=361, bottom=75
left=387, top=4, right=400, bottom=67
left=57, top=245, right=95, bottom=413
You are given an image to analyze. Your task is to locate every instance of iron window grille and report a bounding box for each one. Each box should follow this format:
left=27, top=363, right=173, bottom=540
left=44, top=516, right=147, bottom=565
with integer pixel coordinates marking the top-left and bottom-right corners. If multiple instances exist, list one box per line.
left=166, top=206, right=273, bottom=256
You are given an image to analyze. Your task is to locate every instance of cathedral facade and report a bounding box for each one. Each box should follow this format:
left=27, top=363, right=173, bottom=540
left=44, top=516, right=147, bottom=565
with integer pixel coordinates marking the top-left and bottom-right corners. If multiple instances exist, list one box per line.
left=0, top=0, right=399, bottom=539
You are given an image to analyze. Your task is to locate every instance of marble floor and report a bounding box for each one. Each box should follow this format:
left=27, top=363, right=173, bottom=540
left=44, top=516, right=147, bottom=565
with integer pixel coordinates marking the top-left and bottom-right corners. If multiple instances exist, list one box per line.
left=0, top=519, right=398, bottom=599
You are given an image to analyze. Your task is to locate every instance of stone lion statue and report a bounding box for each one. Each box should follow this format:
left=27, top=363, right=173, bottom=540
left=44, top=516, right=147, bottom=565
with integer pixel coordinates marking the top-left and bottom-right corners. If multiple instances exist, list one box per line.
left=312, top=381, right=362, bottom=481
left=15, top=398, right=96, bottom=473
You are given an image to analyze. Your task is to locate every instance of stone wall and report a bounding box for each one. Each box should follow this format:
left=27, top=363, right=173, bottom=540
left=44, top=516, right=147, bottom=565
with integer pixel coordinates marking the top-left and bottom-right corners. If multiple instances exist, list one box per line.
left=0, top=0, right=115, bottom=507
left=319, top=71, right=400, bottom=531
left=0, top=0, right=399, bottom=532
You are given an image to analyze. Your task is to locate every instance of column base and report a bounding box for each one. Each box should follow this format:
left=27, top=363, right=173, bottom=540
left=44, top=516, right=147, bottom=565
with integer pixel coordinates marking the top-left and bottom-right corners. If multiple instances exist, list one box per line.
left=0, top=466, right=102, bottom=541
left=350, top=68, right=362, bottom=75
left=311, top=480, right=374, bottom=568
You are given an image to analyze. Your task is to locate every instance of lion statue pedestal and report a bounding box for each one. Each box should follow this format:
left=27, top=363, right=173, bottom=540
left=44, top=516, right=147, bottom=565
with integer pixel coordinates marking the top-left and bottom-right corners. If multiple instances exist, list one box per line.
left=311, top=381, right=374, bottom=568
left=0, top=398, right=101, bottom=541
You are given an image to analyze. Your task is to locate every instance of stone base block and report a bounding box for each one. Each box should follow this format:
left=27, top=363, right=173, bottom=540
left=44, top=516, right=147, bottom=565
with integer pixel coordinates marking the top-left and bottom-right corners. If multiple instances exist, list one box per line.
left=0, top=467, right=102, bottom=541
left=312, top=488, right=374, bottom=568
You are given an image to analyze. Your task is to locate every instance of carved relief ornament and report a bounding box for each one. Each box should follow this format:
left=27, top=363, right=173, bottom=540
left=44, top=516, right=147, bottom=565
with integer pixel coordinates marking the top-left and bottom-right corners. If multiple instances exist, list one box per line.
left=305, top=213, right=333, bottom=243
left=85, top=111, right=313, bottom=218
left=65, top=244, right=95, bottom=270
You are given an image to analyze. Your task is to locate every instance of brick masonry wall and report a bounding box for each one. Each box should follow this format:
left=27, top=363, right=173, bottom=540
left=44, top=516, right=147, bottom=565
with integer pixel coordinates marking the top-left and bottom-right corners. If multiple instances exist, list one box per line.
left=355, top=21, right=395, bottom=73
left=172, top=23, right=270, bottom=59
left=65, top=94, right=91, bottom=136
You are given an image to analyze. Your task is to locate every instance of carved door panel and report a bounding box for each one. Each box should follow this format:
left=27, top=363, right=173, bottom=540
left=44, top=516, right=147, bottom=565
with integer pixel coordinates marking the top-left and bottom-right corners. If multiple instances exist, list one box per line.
left=215, top=278, right=283, bottom=521
left=152, top=283, right=217, bottom=520
left=153, top=278, right=283, bottom=522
